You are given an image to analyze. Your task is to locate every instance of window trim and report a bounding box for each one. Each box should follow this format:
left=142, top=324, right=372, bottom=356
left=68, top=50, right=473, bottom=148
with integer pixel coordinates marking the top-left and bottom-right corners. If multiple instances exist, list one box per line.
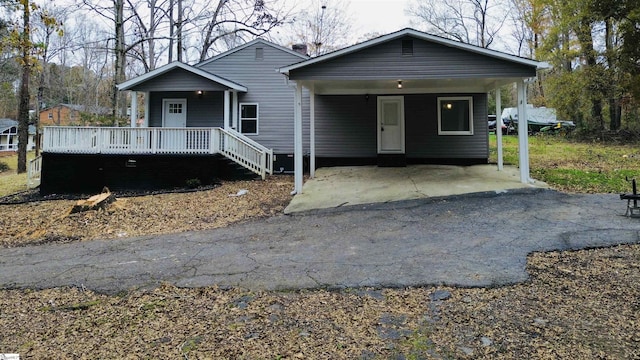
left=437, top=96, right=474, bottom=136
left=239, top=103, right=259, bottom=135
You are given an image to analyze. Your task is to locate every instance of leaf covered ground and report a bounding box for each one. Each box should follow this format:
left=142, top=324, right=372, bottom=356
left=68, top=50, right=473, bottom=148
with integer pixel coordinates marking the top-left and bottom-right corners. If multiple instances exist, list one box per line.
left=0, top=176, right=294, bottom=248
left=2, top=143, right=640, bottom=358
left=1, top=244, right=639, bottom=359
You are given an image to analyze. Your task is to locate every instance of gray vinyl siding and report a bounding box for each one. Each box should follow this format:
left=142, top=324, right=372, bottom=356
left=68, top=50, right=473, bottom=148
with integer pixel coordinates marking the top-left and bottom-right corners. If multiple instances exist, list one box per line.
left=198, top=43, right=310, bottom=154
left=289, top=36, right=536, bottom=80
left=405, top=94, right=488, bottom=159
left=130, top=68, right=231, bottom=92
left=148, top=91, right=224, bottom=127
left=315, top=94, right=488, bottom=159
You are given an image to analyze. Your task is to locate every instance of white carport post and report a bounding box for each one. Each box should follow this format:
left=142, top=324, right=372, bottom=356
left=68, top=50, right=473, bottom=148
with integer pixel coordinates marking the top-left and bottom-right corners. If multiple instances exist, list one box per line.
left=309, top=86, right=316, bottom=178
left=224, top=90, right=231, bottom=129
left=294, top=82, right=304, bottom=194
left=495, top=85, right=503, bottom=171
left=517, top=79, right=530, bottom=183
left=130, top=91, right=137, bottom=127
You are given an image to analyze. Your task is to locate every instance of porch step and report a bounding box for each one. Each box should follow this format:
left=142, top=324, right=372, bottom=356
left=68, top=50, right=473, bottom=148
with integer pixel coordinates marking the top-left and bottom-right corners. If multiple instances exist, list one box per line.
left=377, top=154, right=407, bottom=167
left=218, top=156, right=261, bottom=180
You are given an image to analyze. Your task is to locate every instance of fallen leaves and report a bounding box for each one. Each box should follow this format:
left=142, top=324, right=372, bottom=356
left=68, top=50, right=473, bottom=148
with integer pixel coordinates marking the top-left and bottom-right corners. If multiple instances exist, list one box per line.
left=0, top=176, right=294, bottom=248
left=0, top=244, right=639, bottom=358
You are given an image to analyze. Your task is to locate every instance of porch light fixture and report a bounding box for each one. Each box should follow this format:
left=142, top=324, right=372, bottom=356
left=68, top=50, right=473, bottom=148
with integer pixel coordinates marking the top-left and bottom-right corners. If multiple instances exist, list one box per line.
left=197, top=90, right=204, bottom=97
left=397, top=80, right=403, bottom=89
left=446, top=103, right=453, bottom=110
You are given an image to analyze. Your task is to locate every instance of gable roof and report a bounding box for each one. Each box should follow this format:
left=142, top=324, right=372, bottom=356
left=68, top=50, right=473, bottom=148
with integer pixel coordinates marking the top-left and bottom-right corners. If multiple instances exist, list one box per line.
left=196, top=38, right=309, bottom=68
left=117, top=61, right=247, bottom=92
left=0, top=119, right=35, bottom=134
left=280, top=28, right=546, bottom=75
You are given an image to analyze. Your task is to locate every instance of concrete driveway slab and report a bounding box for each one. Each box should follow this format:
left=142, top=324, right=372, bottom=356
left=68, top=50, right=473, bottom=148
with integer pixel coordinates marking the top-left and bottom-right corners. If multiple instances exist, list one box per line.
left=285, top=165, right=548, bottom=213
left=1, top=189, right=639, bottom=294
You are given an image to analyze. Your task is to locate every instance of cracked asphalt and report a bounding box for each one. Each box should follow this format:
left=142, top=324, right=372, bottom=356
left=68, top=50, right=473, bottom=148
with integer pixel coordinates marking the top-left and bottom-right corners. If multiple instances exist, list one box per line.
left=1, top=188, right=640, bottom=294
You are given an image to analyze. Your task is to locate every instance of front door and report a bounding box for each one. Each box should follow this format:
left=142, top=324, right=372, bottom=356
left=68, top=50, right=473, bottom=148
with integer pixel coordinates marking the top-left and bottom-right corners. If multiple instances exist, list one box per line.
left=161, top=99, right=187, bottom=150
left=162, top=99, right=187, bottom=127
left=377, top=96, right=405, bottom=153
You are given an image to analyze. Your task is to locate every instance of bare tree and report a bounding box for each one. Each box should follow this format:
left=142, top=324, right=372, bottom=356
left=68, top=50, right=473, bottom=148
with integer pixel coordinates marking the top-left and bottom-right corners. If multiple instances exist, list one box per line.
left=127, top=0, right=171, bottom=71
left=407, top=0, right=508, bottom=48
left=188, top=0, right=290, bottom=62
left=286, top=0, right=354, bottom=56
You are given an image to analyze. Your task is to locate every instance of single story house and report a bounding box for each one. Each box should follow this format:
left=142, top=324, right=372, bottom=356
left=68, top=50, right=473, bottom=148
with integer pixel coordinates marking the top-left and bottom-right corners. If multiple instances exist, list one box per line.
left=40, top=104, right=111, bottom=126
left=0, top=119, right=35, bottom=152
left=38, top=28, right=544, bottom=194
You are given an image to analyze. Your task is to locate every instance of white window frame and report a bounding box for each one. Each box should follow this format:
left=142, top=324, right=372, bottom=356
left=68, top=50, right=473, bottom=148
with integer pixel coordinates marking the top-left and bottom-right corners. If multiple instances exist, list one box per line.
left=239, top=103, right=259, bottom=135
left=437, top=96, right=474, bottom=136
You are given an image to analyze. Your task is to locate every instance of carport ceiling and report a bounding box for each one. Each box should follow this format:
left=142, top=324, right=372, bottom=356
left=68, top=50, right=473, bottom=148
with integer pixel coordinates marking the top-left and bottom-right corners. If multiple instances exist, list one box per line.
left=299, top=77, right=523, bottom=95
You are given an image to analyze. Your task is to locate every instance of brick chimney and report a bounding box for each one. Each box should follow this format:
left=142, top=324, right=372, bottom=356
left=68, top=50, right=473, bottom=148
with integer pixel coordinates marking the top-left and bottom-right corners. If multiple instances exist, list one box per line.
left=292, top=44, right=308, bottom=56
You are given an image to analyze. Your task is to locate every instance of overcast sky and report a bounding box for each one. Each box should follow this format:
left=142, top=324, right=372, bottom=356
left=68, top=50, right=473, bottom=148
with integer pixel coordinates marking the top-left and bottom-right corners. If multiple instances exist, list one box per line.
left=348, top=0, right=413, bottom=36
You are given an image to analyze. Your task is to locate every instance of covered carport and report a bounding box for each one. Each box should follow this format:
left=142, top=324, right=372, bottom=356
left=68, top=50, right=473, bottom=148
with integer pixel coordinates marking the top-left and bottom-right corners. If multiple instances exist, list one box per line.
left=280, top=28, right=547, bottom=194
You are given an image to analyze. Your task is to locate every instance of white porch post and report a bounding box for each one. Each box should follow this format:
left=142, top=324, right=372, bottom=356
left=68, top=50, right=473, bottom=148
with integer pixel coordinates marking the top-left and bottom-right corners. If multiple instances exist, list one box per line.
left=309, top=87, right=316, bottom=178
left=294, top=82, right=304, bottom=194
left=144, top=92, right=150, bottom=127
left=517, top=80, right=530, bottom=183
left=495, top=86, right=503, bottom=171
left=130, top=91, right=137, bottom=127
left=231, top=91, right=238, bottom=130
left=224, top=90, right=231, bottom=130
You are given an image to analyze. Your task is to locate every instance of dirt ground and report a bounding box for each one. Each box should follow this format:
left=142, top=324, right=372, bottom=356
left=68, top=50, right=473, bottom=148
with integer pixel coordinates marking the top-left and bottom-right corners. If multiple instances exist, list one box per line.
left=1, top=176, right=640, bottom=358
left=1, top=176, right=294, bottom=248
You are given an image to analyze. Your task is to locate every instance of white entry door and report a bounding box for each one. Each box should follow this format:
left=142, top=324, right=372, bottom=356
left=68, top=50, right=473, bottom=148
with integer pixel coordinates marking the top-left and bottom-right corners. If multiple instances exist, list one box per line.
left=163, top=99, right=187, bottom=127
left=377, top=96, right=405, bottom=153
left=161, top=99, right=187, bottom=150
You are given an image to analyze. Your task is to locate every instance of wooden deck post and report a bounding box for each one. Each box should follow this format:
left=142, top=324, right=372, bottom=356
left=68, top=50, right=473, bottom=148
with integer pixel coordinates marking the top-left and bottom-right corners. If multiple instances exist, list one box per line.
left=130, top=91, right=137, bottom=127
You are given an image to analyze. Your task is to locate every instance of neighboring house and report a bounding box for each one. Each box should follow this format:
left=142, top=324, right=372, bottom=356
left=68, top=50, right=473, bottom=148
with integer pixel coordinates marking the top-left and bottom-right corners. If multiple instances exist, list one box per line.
left=40, top=104, right=111, bottom=126
left=38, top=28, right=544, bottom=194
left=0, top=119, right=35, bottom=151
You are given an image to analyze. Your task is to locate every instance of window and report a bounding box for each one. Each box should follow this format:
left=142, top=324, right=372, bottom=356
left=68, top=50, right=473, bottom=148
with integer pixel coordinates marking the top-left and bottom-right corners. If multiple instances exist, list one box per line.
left=169, top=103, right=183, bottom=114
left=48, top=112, right=53, bottom=119
left=240, top=103, right=258, bottom=135
left=255, top=47, right=264, bottom=60
left=438, top=96, right=474, bottom=135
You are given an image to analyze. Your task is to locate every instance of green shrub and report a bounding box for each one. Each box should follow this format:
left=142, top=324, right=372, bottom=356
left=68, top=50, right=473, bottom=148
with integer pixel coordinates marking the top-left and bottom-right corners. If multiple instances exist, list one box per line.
left=0, top=161, right=9, bottom=172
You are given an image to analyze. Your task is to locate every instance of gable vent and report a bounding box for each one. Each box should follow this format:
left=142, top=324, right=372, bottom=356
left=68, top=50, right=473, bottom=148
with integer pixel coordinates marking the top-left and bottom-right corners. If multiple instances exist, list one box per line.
left=255, top=47, right=264, bottom=60
left=402, top=40, right=413, bottom=56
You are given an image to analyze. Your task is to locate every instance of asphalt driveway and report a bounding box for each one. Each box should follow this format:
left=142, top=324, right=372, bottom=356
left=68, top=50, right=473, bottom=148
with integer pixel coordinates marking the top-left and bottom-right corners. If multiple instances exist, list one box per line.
left=1, top=188, right=639, bottom=294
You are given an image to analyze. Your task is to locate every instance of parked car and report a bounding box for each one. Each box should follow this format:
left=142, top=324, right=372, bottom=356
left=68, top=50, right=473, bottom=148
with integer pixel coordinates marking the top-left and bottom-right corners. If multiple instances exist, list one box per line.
left=488, top=114, right=509, bottom=135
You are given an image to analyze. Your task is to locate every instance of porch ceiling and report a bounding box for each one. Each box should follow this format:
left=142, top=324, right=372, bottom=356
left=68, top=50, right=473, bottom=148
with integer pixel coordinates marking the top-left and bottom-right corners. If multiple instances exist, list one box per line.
left=299, top=77, right=523, bottom=95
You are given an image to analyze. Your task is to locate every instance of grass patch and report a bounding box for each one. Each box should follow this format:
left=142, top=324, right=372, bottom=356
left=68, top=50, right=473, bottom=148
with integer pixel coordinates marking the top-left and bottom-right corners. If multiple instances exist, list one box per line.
left=0, top=152, right=36, bottom=196
left=490, top=134, right=640, bottom=193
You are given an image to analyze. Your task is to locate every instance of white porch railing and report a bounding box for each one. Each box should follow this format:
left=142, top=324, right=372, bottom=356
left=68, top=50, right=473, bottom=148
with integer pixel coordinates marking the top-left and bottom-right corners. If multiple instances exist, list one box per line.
left=42, top=127, right=273, bottom=179
left=27, top=155, right=42, bottom=189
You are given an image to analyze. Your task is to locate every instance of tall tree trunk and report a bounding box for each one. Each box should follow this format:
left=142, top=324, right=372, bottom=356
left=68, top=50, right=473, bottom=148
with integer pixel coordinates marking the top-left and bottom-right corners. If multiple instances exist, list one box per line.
left=168, top=0, right=174, bottom=62
left=113, top=0, right=125, bottom=125
left=148, top=0, right=156, bottom=70
left=176, top=0, right=182, bottom=62
left=577, top=19, right=604, bottom=130
left=17, top=0, right=31, bottom=174
left=606, top=18, right=622, bottom=130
